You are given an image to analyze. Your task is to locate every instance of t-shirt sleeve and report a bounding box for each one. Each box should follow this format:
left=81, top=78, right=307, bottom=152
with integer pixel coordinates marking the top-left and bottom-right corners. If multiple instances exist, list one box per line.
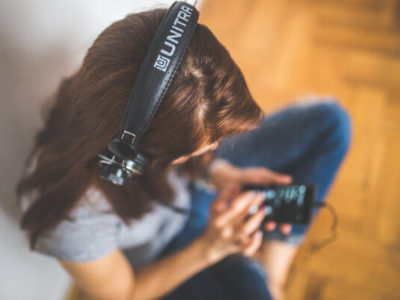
left=33, top=203, right=120, bottom=262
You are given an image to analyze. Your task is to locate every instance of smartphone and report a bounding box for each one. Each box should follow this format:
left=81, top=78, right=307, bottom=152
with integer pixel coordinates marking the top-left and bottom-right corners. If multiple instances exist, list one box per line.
left=243, top=184, right=317, bottom=225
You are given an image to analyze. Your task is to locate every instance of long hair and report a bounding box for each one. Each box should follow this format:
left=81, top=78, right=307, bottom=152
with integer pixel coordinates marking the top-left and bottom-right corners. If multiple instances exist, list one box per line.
left=16, top=8, right=264, bottom=249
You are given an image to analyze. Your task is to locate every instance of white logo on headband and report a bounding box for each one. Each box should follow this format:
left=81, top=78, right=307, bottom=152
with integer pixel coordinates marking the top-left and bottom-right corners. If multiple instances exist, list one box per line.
left=154, top=55, right=170, bottom=72
left=154, top=4, right=194, bottom=72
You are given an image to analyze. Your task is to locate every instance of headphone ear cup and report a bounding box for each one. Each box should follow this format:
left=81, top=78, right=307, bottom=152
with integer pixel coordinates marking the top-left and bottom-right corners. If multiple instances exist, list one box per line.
left=97, top=149, right=128, bottom=185
left=98, top=161, right=127, bottom=185
left=124, top=152, right=150, bottom=175
left=108, top=137, right=139, bottom=160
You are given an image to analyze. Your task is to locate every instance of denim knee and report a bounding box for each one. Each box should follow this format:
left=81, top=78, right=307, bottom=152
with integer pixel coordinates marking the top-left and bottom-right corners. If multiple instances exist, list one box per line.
left=317, top=99, right=352, bottom=153
left=216, top=253, right=267, bottom=280
left=294, top=98, right=352, bottom=154
left=212, top=254, right=272, bottom=300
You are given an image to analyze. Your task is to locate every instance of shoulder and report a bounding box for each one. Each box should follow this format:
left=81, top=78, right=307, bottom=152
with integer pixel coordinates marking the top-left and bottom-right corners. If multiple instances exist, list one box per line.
left=32, top=186, right=120, bottom=262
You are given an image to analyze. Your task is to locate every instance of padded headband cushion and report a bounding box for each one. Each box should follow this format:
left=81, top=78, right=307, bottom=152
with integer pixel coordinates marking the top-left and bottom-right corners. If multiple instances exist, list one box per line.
left=109, top=1, right=199, bottom=159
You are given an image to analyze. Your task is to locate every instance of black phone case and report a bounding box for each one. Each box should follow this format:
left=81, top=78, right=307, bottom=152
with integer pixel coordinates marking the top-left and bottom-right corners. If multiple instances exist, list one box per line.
left=243, top=184, right=317, bottom=225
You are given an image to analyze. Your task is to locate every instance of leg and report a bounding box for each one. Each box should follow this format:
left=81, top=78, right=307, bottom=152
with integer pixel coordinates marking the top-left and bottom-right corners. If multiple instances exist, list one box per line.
left=212, top=253, right=273, bottom=300
left=216, top=98, right=352, bottom=205
left=216, top=98, right=352, bottom=299
left=158, top=254, right=272, bottom=300
left=160, top=98, right=353, bottom=254
left=159, top=98, right=352, bottom=300
left=254, top=240, right=298, bottom=300
left=156, top=264, right=235, bottom=300
left=216, top=98, right=352, bottom=234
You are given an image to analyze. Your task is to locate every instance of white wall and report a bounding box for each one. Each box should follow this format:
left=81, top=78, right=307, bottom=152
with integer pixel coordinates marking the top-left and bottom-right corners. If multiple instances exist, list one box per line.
left=0, top=0, right=198, bottom=56
left=0, top=1, right=200, bottom=299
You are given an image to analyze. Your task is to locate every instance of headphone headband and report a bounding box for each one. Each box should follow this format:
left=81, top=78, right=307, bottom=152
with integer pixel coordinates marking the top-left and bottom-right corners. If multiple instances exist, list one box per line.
left=108, top=1, right=199, bottom=159
left=98, top=1, right=199, bottom=185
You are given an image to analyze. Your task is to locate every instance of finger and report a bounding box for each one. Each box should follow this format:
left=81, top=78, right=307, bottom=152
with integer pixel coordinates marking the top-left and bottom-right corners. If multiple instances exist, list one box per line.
left=233, top=191, right=266, bottom=225
left=243, top=230, right=263, bottom=256
left=242, top=168, right=292, bottom=185
left=264, top=221, right=276, bottom=231
left=279, top=224, right=292, bottom=235
left=213, top=191, right=262, bottom=228
left=237, top=207, right=266, bottom=241
left=210, top=185, right=238, bottom=216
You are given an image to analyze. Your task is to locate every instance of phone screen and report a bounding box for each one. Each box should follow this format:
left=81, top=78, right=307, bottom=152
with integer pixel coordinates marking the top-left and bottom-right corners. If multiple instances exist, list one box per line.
left=244, top=184, right=316, bottom=224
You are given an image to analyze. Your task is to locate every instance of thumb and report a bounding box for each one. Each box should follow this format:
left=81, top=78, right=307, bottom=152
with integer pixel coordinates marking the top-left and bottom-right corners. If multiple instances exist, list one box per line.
left=254, top=168, right=292, bottom=184
left=262, top=169, right=292, bottom=184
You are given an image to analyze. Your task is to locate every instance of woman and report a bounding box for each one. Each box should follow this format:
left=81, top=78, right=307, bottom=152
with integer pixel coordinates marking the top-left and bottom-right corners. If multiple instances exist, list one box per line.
left=16, top=5, right=352, bottom=300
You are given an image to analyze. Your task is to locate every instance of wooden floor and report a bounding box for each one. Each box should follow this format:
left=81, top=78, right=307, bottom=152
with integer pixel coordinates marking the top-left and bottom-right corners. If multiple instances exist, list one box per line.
left=199, top=0, right=400, bottom=299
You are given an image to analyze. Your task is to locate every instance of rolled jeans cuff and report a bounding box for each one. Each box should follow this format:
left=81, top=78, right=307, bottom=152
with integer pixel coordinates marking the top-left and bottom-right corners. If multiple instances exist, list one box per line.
left=262, top=227, right=306, bottom=246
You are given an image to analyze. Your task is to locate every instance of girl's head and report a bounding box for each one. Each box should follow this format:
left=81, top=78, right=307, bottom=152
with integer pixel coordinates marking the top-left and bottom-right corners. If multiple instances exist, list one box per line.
left=17, top=7, right=264, bottom=248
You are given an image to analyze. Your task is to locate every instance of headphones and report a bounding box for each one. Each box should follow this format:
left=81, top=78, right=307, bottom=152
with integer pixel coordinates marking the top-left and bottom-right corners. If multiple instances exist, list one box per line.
left=97, top=1, right=199, bottom=185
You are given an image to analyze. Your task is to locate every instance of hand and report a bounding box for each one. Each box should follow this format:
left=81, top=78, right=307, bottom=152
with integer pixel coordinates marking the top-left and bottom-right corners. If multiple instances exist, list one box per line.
left=209, top=161, right=293, bottom=235
left=200, top=187, right=267, bottom=263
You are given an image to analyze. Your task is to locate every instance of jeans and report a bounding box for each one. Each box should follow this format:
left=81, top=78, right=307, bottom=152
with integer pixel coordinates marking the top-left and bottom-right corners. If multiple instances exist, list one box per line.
left=157, top=98, right=352, bottom=300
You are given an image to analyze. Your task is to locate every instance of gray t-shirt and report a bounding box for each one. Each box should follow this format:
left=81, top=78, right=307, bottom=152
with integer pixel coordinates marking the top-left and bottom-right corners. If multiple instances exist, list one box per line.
left=20, top=167, right=192, bottom=267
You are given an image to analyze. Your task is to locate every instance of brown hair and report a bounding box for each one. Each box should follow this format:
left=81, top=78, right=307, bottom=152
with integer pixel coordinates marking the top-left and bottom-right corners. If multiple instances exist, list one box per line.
left=16, top=8, right=264, bottom=249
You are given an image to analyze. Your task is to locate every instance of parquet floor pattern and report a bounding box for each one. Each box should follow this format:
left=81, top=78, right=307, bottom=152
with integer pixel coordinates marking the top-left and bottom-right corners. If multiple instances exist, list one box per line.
left=200, top=0, right=400, bottom=299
